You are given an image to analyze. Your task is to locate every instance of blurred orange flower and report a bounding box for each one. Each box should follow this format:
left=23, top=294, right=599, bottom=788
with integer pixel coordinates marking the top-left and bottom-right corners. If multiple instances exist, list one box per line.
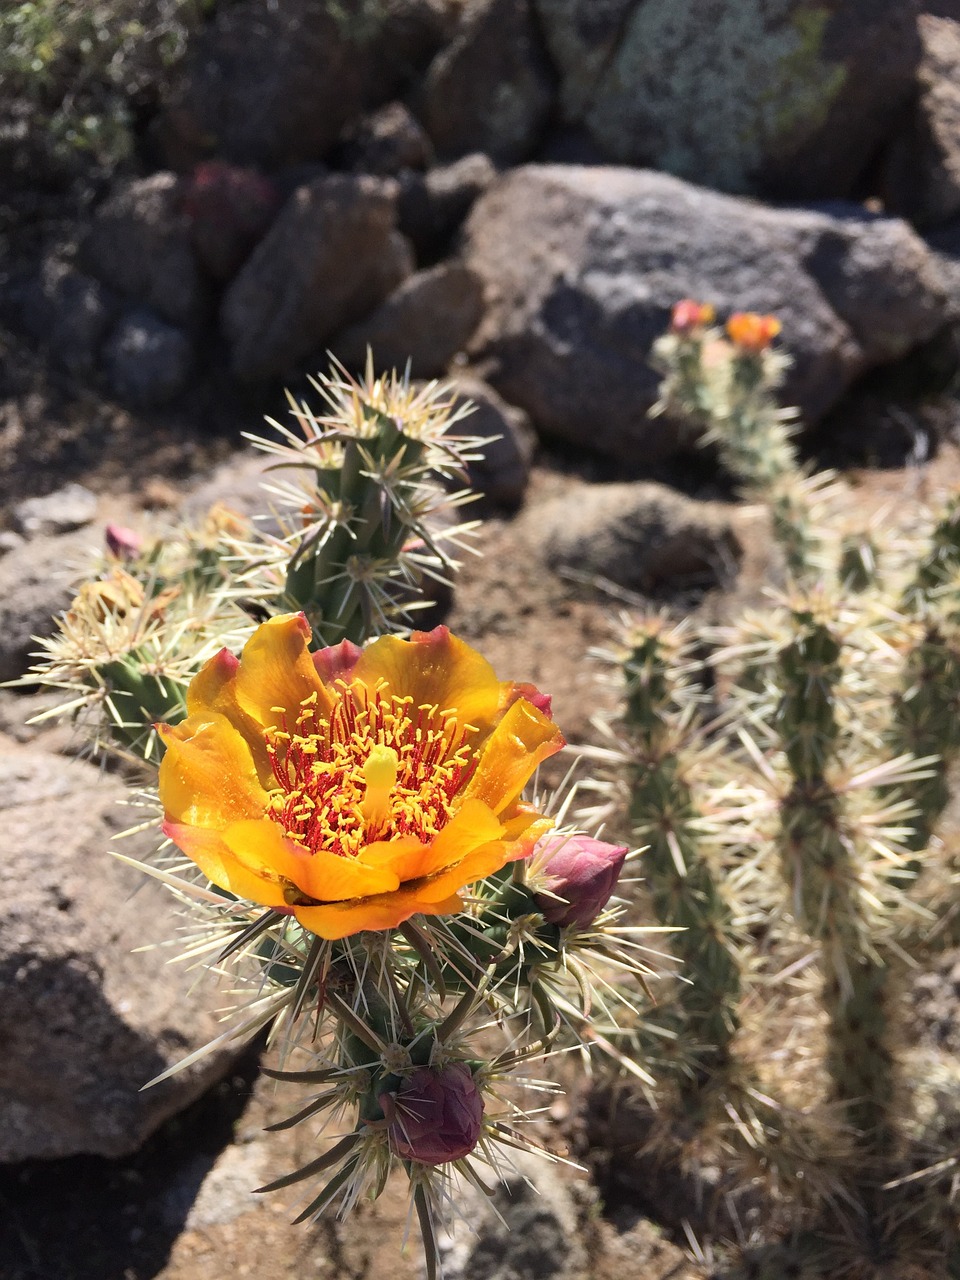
left=157, top=615, right=563, bottom=939
left=725, top=311, right=782, bottom=352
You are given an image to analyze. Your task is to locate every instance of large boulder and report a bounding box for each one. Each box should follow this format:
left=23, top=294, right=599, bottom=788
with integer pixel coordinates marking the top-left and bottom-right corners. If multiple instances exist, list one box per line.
left=416, top=0, right=554, bottom=164
left=461, top=165, right=949, bottom=464
left=221, top=174, right=413, bottom=380
left=883, top=15, right=960, bottom=228
left=158, top=0, right=457, bottom=170
left=0, top=746, right=239, bottom=1160
left=534, top=0, right=921, bottom=200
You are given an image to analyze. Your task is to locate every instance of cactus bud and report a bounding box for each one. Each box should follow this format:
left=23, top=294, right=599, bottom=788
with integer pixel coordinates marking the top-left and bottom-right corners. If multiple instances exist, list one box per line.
left=533, top=834, right=628, bottom=929
left=105, top=522, right=143, bottom=560
left=385, top=1063, right=484, bottom=1165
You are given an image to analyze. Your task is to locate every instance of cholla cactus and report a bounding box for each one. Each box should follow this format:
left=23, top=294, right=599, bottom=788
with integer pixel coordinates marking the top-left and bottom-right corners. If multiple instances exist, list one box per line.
left=590, top=308, right=960, bottom=1274
left=22, top=357, right=659, bottom=1279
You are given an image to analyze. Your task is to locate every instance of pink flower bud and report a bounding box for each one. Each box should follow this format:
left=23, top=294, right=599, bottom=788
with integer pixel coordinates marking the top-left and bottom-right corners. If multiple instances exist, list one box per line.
left=105, top=523, right=142, bottom=560
left=534, top=835, right=628, bottom=930
left=385, top=1063, right=484, bottom=1165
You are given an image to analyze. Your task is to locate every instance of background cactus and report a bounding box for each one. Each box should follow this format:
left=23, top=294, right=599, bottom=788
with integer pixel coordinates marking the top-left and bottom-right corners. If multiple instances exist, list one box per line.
left=590, top=307, right=960, bottom=1275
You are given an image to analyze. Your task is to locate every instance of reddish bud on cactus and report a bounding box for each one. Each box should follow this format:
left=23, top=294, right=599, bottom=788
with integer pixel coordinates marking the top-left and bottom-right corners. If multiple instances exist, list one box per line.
left=105, top=523, right=143, bottom=560
left=385, top=1063, right=484, bottom=1165
left=182, top=161, right=280, bottom=281
left=670, top=299, right=715, bottom=335
left=725, top=311, right=781, bottom=352
left=534, top=834, right=628, bottom=929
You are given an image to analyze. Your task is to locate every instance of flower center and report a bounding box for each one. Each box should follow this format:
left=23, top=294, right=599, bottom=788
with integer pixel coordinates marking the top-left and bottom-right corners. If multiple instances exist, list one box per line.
left=264, top=681, right=476, bottom=859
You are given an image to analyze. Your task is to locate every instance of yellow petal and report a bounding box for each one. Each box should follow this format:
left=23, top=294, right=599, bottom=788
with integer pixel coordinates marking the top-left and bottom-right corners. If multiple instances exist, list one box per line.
left=412, top=839, right=513, bottom=903
left=232, top=613, right=333, bottom=732
left=463, top=698, right=564, bottom=815
left=186, top=647, right=274, bottom=784
left=361, top=799, right=503, bottom=883
left=222, top=819, right=400, bottom=902
left=163, top=820, right=289, bottom=908
left=158, top=712, right=268, bottom=828
left=348, top=626, right=503, bottom=734
left=293, top=887, right=463, bottom=940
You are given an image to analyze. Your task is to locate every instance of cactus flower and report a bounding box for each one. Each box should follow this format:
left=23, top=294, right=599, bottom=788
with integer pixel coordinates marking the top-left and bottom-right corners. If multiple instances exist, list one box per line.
left=533, top=834, right=628, bottom=930
left=157, top=614, right=563, bottom=939
left=670, top=299, right=715, bottom=334
left=725, top=312, right=781, bottom=352
left=385, top=1063, right=484, bottom=1165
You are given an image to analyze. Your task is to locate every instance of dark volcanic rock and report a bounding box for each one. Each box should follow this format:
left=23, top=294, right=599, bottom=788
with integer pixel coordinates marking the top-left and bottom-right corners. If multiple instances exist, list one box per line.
left=462, top=165, right=948, bottom=464
left=416, top=0, right=554, bottom=164
left=81, top=174, right=205, bottom=330
left=158, top=0, right=456, bottom=170
left=330, top=262, right=484, bottom=378
left=535, top=0, right=921, bottom=201
left=103, top=309, right=195, bottom=408
left=221, top=174, right=413, bottom=380
left=884, top=15, right=960, bottom=228
left=397, top=152, right=498, bottom=260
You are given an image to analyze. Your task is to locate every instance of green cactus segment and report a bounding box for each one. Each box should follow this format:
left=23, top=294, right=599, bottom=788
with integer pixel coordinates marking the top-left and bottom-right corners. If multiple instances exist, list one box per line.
left=775, top=611, right=898, bottom=1153
left=652, top=328, right=825, bottom=581
left=904, top=497, right=960, bottom=611
left=838, top=532, right=880, bottom=593
left=890, top=626, right=960, bottom=856
left=98, top=655, right=188, bottom=759
left=623, top=626, right=741, bottom=1082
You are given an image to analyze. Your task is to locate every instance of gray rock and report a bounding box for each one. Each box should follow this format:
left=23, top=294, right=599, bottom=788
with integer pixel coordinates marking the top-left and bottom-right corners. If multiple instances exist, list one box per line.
left=158, top=0, right=455, bottom=170
left=103, top=309, right=195, bottom=408
left=438, top=1149, right=589, bottom=1280
left=0, top=529, right=99, bottom=684
left=397, top=152, right=498, bottom=259
left=21, top=257, right=118, bottom=375
left=82, top=173, right=205, bottom=329
left=535, top=0, right=920, bottom=201
left=448, top=375, right=536, bottom=509
left=330, top=261, right=484, bottom=378
left=883, top=15, right=960, bottom=228
left=417, top=0, right=554, bottom=164
left=14, top=483, right=98, bottom=539
left=340, top=102, right=434, bottom=175
left=0, top=746, right=240, bottom=1160
left=221, top=174, right=413, bottom=380
left=462, top=165, right=948, bottom=463
left=531, top=480, right=741, bottom=593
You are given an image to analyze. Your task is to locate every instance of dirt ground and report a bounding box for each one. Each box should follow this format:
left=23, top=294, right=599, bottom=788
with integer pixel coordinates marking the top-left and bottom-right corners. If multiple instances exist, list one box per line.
left=4, top=355, right=960, bottom=1280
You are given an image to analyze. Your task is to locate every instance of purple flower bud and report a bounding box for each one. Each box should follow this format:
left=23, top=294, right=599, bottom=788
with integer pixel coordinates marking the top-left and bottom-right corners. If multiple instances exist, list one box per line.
left=385, top=1063, right=484, bottom=1165
left=533, top=835, right=628, bottom=930
left=105, top=523, right=142, bottom=560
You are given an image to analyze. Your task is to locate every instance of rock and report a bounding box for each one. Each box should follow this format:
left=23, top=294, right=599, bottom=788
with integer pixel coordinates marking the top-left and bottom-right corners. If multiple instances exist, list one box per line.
left=462, top=165, right=948, bottom=463
left=330, top=262, right=484, bottom=378
left=397, top=152, right=498, bottom=260
left=181, top=161, right=282, bottom=281
left=534, top=0, right=920, bottom=200
left=883, top=15, right=960, bottom=228
left=81, top=174, right=206, bottom=329
left=0, top=746, right=239, bottom=1160
left=438, top=1149, right=590, bottom=1280
left=221, top=174, right=413, bottom=380
left=20, top=257, right=118, bottom=375
left=0, top=529, right=100, bottom=684
left=447, top=375, right=536, bottom=508
left=416, top=0, right=554, bottom=164
left=103, top=309, right=195, bottom=408
left=339, top=102, right=434, bottom=175
left=531, top=480, right=741, bottom=593
left=14, top=483, right=98, bottom=539
left=158, top=0, right=454, bottom=170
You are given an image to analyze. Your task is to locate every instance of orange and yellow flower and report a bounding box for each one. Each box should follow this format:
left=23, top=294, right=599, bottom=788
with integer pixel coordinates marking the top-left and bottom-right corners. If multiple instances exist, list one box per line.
left=725, top=311, right=781, bottom=352
left=156, top=615, right=564, bottom=939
